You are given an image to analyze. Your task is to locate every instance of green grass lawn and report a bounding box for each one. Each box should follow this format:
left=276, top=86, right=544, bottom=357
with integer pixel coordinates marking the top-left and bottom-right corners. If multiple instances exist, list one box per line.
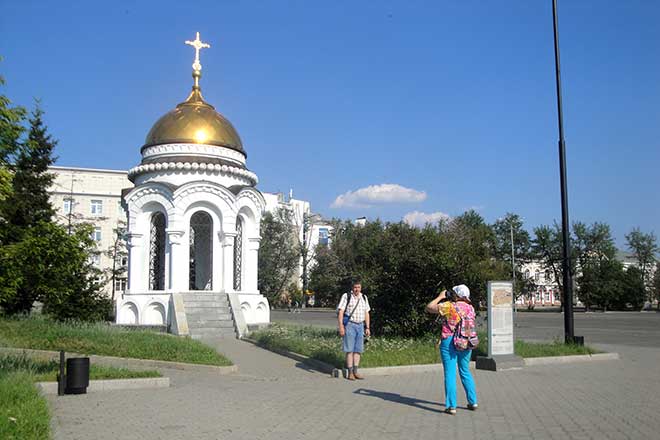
left=0, top=353, right=162, bottom=382
left=0, top=316, right=232, bottom=366
left=0, top=371, right=50, bottom=440
left=251, top=323, right=599, bottom=368
left=0, top=353, right=162, bottom=440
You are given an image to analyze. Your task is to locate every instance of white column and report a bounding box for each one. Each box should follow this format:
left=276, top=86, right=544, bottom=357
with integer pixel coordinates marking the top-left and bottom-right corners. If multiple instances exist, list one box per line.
left=126, top=232, right=144, bottom=292
left=166, top=229, right=186, bottom=291
left=221, top=230, right=236, bottom=292
left=245, top=236, right=261, bottom=292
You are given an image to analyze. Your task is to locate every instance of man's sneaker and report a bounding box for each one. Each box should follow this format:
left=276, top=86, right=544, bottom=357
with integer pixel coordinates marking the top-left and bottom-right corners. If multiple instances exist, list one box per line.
left=353, top=372, right=364, bottom=380
left=444, top=407, right=456, bottom=415
left=347, top=372, right=356, bottom=381
left=467, top=403, right=478, bottom=411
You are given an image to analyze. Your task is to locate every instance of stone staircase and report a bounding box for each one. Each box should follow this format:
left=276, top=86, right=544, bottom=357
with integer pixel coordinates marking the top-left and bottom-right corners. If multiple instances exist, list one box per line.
left=181, top=292, right=236, bottom=339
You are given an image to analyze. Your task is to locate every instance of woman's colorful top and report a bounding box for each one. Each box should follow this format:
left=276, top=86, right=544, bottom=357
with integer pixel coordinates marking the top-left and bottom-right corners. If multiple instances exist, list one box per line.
left=438, top=301, right=476, bottom=339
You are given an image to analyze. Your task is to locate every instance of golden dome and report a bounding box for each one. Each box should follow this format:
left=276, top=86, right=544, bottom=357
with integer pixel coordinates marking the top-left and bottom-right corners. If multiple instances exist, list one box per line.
left=142, top=86, right=245, bottom=155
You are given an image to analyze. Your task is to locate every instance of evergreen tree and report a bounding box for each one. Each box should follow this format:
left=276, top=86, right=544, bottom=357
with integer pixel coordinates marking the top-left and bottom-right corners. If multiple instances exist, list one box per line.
left=3, top=103, right=57, bottom=242
left=0, top=68, right=26, bottom=241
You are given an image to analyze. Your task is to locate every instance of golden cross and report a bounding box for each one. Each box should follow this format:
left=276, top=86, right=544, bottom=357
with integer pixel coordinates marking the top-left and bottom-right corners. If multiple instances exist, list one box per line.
left=185, top=32, right=211, bottom=72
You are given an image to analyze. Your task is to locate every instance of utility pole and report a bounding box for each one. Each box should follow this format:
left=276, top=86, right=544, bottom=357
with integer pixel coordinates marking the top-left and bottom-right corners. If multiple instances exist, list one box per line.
left=301, top=213, right=309, bottom=309
left=552, top=0, right=581, bottom=344
left=510, top=221, right=516, bottom=312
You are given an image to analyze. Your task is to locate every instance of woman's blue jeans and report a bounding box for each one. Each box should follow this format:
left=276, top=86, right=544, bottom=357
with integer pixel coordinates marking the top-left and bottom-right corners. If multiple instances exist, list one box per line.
left=440, top=336, right=477, bottom=409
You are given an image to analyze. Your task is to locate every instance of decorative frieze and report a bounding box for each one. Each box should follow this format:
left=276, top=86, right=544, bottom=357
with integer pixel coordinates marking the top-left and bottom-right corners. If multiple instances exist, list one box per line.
left=142, top=143, right=246, bottom=166
left=128, top=160, right=258, bottom=186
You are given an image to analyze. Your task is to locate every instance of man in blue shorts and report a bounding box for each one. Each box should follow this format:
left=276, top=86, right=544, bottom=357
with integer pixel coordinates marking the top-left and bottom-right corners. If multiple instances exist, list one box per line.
left=337, top=280, right=371, bottom=380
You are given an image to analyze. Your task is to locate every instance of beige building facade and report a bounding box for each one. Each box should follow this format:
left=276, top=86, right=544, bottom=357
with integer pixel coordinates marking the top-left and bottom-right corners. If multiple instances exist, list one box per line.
left=49, top=166, right=132, bottom=297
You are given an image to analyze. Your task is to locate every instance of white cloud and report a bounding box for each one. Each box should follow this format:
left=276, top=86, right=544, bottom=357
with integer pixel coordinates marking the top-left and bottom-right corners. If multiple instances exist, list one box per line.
left=403, top=211, right=450, bottom=227
left=331, top=184, right=427, bottom=209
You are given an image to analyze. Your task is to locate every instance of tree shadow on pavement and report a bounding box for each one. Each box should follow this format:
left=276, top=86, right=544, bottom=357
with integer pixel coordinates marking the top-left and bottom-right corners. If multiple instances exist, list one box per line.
left=354, top=388, right=444, bottom=413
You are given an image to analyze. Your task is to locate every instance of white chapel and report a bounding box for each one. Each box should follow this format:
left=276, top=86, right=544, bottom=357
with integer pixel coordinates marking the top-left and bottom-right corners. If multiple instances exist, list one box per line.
left=115, top=33, right=269, bottom=337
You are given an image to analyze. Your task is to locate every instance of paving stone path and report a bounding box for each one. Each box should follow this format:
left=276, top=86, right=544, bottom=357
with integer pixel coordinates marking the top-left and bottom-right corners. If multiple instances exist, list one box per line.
left=49, top=339, right=660, bottom=440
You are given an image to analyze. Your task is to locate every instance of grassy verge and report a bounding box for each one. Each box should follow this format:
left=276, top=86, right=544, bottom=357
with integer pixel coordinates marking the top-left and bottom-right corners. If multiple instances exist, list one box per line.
left=251, top=323, right=443, bottom=368
left=0, top=372, right=50, bottom=440
left=252, top=323, right=600, bottom=368
left=514, top=339, right=599, bottom=357
left=0, top=316, right=231, bottom=366
left=1, top=353, right=162, bottom=382
left=0, top=353, right=163, bottom=440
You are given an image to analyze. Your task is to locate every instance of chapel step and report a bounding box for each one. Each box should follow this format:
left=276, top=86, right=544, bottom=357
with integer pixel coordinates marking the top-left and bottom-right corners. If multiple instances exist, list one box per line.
left=186, top=319, right=234, bottom=328
left=181, top=292, right=237, bottom=338
left=190, top=328, right=236, bottom=339
left=182, top=300, right=229, bottom=308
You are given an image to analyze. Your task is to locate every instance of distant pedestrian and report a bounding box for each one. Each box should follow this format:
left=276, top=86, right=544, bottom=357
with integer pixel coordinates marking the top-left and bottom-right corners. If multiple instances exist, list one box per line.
left=337, top=280, right=371, bottom=380
left=426, top=284, right=478, bottom=415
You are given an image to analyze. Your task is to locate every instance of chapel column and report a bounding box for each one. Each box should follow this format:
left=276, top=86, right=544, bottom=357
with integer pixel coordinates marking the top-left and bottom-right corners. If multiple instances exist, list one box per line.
left=125, top=232, right=145, bottom=292
left=166, top=229, right=186, bottom=291
left=244, top=236, right=261, bottom=292
left=221, top=230, right=236, bottom=292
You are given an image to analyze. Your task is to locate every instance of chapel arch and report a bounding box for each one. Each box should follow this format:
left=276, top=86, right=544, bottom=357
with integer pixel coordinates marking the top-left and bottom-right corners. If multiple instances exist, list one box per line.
left=189, top=210, right=213, bottom=290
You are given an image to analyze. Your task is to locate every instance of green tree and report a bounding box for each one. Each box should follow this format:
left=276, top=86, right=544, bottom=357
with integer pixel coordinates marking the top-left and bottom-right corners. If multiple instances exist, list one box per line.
left=625, top=228, right=658, bottom=302
left=105, top=222, right=127, bottom=302
left=652, top=262, right=660, bottom=310
left=2, top=103, right=56, bottom=243
left=443, top=210, right=507, bottom=309
left=617, top=266, right=646, bottom=310
left=579, top=258, right=624, bottom=311
left=0, top=222, right=109, bottom=320
left=531, top=224, right=565, bottom=301
left=309, top=213, right=509, bottom=337
left=258, top=209, right=299, bottom=304
left=492, top=213, right=534, bottom=304
left=0, top=67, right=26, bottom=239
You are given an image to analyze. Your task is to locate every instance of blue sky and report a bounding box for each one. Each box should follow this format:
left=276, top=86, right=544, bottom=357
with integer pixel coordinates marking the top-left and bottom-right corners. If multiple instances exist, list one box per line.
left=1, top=0, right=658, bottom=247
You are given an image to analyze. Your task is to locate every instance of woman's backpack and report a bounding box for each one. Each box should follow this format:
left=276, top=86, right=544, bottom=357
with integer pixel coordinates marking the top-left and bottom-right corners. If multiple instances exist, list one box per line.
left=452, top=307, right=479, bottom=351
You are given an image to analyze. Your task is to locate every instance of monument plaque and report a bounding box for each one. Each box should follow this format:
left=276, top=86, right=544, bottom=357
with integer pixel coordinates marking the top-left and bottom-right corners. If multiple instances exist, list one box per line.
left=488, top=281, right=514, bottom=356
left=476, top=280, right=523, bottom=371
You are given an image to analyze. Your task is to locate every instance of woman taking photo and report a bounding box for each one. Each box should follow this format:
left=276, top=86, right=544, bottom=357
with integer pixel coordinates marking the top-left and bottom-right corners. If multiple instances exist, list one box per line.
left=426, top=284, right=478, bottom=415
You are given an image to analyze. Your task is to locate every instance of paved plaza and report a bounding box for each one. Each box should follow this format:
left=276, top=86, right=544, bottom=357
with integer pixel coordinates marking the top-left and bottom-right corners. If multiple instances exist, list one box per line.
left=48, top=313, right=660, bottom=440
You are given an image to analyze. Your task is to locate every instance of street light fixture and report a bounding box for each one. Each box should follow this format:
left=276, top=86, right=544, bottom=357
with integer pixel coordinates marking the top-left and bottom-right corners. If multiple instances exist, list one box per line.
left=551, top=0, right=582, bottom=345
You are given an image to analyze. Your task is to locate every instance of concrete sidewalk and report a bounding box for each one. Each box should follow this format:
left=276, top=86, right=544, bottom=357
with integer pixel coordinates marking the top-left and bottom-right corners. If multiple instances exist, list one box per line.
left=49, top=338, right=660, bottom=440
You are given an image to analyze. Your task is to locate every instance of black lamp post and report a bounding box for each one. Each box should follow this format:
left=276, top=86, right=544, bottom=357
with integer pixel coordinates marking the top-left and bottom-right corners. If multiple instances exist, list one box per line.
left=551, top=0, right=582, bottom=345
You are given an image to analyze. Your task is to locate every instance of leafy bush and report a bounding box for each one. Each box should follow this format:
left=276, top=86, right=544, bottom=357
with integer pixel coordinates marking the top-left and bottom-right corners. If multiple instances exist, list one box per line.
left=0, top=222, right=109, bottom=321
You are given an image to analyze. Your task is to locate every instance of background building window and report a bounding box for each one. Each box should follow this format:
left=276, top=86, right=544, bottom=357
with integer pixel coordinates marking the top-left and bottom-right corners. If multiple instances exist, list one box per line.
left=114, top=278, right=127, bottom=292
left=91, top=199, right=103, bottom=215
left=93, top=227, right=102, bottom=242
left=318, top=228, right=329, bottom=245
left=91, top=253, right=101, bottom=266
left=63, top=198, right=74, bottom=214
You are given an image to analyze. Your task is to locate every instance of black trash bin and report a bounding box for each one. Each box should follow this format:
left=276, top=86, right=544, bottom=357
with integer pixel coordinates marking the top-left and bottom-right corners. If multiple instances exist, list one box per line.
left=65, top=357, right=90, bottom=394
